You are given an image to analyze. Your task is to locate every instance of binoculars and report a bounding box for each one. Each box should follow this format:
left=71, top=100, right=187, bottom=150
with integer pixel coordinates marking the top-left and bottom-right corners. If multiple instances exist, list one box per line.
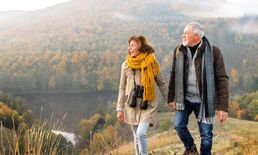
left=129, top=85, right=148, bottom=110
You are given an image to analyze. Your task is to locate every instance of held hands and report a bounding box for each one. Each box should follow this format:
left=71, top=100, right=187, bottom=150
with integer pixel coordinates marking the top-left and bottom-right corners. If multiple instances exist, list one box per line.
left=168, top=102, right=176, bottom=110
left=168, top=102, right=228, bottom=123
left=117, top=111, right=124, bottom=123
left=218, top=110, right=228, bottom=123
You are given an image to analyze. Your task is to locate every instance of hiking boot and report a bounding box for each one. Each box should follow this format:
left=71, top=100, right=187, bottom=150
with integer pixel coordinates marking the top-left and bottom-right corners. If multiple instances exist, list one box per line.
left=183, top=145, right=199, bottom=155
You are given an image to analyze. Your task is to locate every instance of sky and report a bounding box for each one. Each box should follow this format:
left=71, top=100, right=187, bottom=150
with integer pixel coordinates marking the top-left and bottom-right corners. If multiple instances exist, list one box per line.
left=227, top=0, right=258, bottom=4
left=0, top=0, right=70, bottom=11
left=0, top=0, right=257, bottom=11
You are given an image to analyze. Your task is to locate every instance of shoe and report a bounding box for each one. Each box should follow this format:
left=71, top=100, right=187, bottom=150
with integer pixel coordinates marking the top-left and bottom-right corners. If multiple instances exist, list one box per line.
left=183, top=145, right=199, bottom=155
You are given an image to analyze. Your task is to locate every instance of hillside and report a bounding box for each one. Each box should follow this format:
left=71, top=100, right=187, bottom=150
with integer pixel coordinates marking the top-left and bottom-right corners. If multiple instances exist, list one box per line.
left=0, top=0, right=257, bottom=93
left=113, top=112, right=258, bottom=155
left=0, top=0, right=232, bottom=53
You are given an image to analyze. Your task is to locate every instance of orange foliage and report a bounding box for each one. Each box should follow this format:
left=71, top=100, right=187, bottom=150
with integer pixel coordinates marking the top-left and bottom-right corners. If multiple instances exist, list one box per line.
left=254, top=114, right=258, bottom=121
left=148, top=22, right=155, bottom=26
left=80, top=148, right=89, bottom=155
left=103, top=125, right=117, bottom=146
left=62, top=54, right=68, bottom=59
left=49, top=76, right=56, bottom=88
left=202, top=23, right=214, bottom=31
left=237, top=109, right=249, bottom=119
left=0, top=103, right=19, bottom=116
left=71, top=54, right=80, bottom=63
left=18, top=115, right=24, bottom=121
left=162, top=28, right=168, bottom=32
left=231, top=68, right=239, bottom=86
left=229, top=100, right=240, bottom=117
left=105, top=114, right=111, bottom=123
left=243, top=59, right=246, bottom=65
left=57, top=60, right=67, bottom=74
left=24, top=57, right=30, bottom=65
left=91, top=133, right=104, bottom=152
left=2, top=104, right=12, bottom=115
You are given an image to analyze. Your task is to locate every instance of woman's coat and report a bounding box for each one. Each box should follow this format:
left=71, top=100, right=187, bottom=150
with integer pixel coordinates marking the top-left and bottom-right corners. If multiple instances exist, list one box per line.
left=117, top=61, right=168, bottom=127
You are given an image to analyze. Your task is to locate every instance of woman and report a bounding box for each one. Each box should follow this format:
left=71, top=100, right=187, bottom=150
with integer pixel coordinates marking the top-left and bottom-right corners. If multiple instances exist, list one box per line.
left=117, top=35, right=168, bottom=155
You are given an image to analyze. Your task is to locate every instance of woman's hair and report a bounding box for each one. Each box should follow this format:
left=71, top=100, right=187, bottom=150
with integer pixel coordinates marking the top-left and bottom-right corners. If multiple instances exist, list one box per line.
left=127, top=35, right=155, bottom=54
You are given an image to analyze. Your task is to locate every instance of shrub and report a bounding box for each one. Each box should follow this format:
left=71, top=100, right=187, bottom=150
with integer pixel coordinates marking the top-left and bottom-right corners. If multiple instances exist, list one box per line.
left=160, top=118, right=173, bottom=131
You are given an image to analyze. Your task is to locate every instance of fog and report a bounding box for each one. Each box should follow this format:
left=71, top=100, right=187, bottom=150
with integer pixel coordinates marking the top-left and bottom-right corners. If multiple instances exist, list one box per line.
left=188, top=1, right=258, bottom=18
left=231, top=20, right=258, bottom=34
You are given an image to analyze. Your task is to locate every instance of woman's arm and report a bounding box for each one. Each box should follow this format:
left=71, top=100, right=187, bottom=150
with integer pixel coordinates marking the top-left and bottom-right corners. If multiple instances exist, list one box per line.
left=155, top=73, right=168, bottom=103
left=117, top=62, right=127, bottom=110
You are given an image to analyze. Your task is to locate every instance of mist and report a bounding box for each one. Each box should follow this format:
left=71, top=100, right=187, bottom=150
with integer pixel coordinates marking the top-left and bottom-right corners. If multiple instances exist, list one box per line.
left=188, top=1, right=258, bottom=18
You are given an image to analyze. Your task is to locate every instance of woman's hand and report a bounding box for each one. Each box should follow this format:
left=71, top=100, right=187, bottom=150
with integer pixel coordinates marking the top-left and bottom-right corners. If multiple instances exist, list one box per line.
left=117, top=111, right=124, bottom=123
left=168, top=102, right=176, bottom=110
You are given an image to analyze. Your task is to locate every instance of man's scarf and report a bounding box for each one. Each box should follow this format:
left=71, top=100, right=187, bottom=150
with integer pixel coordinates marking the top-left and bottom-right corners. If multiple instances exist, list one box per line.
left=174, top=38, right=216, bottom=124
left=126, top=53, right=160, bottom=101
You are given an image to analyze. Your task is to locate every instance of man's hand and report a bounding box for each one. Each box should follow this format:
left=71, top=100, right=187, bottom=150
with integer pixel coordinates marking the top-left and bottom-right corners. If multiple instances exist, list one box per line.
left=218, top=110, right=228, bottom=123
left=117, top=111, right=124, bottom=123
left=168, top=102, right=176, bottom=110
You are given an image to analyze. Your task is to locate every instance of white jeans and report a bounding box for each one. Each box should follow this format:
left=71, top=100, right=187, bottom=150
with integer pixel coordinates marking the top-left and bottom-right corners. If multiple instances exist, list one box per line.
left=131, top=122, right=150, bottom=155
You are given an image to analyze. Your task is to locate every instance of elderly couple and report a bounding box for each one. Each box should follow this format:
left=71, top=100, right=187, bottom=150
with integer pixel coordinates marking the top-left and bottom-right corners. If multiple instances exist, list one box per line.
left=116, top=22, right=229, bottom=155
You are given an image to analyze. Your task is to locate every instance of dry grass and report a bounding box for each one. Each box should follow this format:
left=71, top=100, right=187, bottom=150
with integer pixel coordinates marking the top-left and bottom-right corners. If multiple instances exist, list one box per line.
left=107, top=112, right=258, bottom=155
left=0, top=116, right=71, bottom=155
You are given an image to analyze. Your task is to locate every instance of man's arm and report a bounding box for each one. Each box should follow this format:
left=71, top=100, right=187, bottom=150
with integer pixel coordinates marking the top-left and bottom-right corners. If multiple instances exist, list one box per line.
left=213, top=46, right=229, bottom=122
left=168, top=45, right=180, bottom=104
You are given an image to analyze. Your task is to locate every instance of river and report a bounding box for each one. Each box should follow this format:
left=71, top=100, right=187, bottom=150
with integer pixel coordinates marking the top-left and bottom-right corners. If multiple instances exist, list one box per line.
left=14, top=91, right=118, bottom=132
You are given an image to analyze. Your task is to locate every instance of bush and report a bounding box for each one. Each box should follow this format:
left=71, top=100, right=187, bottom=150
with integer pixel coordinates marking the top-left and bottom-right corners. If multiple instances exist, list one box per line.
left=159, top=118, right=173, bottom=131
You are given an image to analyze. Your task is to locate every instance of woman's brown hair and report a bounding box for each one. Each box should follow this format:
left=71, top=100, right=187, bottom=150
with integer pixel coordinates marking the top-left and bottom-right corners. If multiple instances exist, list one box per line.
left=127, top=35, right=155, bottom=55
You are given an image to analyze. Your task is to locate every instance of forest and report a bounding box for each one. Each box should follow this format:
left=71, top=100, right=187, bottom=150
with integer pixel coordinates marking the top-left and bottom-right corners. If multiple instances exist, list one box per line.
left=0, top=0, right=258, bottom=154
left=0, top=0, right=257, bottom=94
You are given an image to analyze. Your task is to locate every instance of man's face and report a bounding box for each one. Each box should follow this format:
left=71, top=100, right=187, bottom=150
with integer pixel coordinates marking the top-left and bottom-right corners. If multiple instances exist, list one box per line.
left=182, top=25, right=197, bottom=47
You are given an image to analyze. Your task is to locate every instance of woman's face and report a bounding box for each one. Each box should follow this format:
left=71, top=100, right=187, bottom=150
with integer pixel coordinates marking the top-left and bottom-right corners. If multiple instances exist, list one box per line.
left=128, top=40, right=141, bottom=58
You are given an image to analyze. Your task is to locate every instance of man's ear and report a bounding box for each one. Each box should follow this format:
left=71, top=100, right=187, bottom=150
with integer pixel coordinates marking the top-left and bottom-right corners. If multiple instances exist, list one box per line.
left=195, top=33, right=200, bottom=40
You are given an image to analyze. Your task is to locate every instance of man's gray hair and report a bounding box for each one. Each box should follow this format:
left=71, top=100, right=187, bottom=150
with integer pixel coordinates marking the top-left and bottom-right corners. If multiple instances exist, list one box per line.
left=186, top=22, right=204, bottom=39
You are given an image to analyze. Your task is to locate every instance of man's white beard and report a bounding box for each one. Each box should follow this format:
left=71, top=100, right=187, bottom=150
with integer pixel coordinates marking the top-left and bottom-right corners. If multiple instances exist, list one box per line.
left=183, top=39, right=189, bottom=47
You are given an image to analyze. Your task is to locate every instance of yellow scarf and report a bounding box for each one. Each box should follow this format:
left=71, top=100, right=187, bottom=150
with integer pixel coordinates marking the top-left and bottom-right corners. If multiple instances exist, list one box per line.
left=126, top=53, right=161, bottom=101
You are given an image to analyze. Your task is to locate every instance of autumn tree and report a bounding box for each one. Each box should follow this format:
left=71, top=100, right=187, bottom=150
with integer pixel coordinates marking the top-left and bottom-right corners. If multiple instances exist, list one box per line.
left=105, top=114, right=110, bottom=123
left=229, top=100, right=240, bottom=117
left=247, top=100, right=258, bottom=120
left=103, top=125, right=117, bottom=150
left=235, top=32, right=243, bottom=43
left=76, top=113, right=102, bottom=151
left=91, top=133, right=104, bottom=153
left=254, top=114, right=258, bottom=121
left=231, top=68, right=239, bottom=89
left=237, top=109, right=249, bottom=120
left=49, top=76, right=56, bottom=89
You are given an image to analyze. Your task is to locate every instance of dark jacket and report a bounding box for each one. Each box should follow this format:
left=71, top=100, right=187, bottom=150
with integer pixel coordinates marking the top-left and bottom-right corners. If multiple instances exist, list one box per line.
left=168, top=37, right=229, bottom=112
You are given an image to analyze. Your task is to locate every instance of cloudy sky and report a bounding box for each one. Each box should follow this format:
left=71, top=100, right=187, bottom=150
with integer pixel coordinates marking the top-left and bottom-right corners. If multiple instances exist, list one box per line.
left=0, top=0, right=70, bottom=11
left=0, top=0, right=257, bottom=11
left=227, top=0, right=258, bottom=4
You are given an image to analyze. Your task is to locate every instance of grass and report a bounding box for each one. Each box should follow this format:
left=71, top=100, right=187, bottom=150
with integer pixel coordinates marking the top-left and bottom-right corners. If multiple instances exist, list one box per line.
left=110, top=111, right=258, bottom=155
left=0, top=115, right=74, bottom=155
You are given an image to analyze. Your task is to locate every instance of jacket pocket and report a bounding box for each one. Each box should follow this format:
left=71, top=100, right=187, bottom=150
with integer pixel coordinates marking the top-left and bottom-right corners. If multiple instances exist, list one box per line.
left=147, top=100, right=158, bottom=108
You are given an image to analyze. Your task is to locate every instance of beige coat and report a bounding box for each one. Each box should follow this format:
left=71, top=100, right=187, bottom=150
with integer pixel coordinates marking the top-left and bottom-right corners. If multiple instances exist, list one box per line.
left=117, top=61, right=168, bottom=127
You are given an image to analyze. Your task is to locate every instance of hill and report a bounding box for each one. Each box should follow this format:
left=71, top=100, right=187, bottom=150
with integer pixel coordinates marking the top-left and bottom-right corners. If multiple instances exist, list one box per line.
left=0, top=0, right=257, bottom=93
left=0, top=0, right=234, bottom=53
left=113, top=112, right=258, bottom=154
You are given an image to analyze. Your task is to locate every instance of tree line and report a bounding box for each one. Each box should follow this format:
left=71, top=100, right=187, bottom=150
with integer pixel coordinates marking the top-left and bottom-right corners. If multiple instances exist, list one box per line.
left=0, top=16, right=258, bottom=93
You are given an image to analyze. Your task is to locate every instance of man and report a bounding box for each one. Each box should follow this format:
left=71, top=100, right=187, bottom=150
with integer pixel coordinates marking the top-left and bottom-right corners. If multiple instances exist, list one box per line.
left=168, top=22, right=229, bottom=155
